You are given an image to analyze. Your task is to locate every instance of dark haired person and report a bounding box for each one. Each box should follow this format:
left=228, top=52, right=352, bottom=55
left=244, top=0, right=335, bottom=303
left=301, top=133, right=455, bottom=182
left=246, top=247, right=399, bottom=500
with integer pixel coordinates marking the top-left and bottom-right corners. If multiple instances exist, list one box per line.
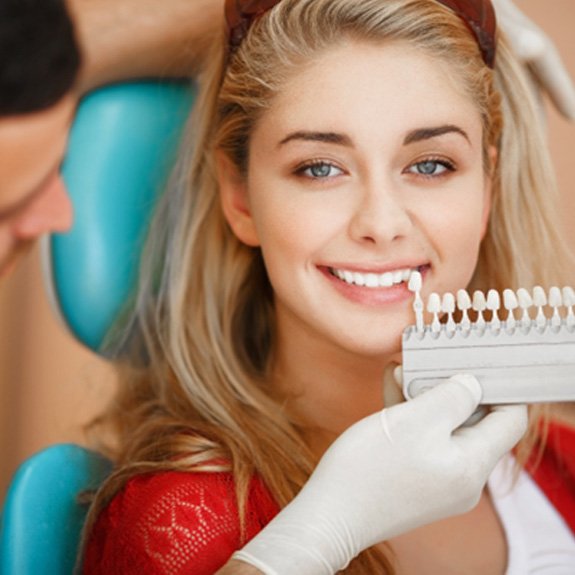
left=0, top=0, right=222, bottom=278
left=0, top=0, right=79, bottom=276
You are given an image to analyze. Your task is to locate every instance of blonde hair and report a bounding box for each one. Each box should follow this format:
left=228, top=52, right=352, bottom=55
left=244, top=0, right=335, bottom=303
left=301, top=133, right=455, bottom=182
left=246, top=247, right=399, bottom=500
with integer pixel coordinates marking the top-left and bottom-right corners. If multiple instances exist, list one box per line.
left=84, top=1, right=572, bottom=572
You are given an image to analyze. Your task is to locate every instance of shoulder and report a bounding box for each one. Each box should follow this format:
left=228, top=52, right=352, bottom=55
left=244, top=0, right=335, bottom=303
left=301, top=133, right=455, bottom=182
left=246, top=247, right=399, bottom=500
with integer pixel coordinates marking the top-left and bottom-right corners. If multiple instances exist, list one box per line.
left=83, top=470, right=278, bottom=575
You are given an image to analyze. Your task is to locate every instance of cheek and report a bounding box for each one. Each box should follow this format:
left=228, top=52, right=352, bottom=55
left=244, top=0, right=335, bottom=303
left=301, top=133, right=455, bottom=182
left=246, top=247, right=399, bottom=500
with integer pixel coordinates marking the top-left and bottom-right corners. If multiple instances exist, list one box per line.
left=417, top=189, right=487, bottom=287
left=251, top=187, right=344, bottom=262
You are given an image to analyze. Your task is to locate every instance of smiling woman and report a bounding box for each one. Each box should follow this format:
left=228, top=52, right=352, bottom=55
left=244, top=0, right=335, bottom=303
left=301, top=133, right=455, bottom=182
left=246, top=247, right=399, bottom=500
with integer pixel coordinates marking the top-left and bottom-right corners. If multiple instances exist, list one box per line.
left=221, top=41, right=491, bottom=359
left=80, top=1, right=574, bottom=574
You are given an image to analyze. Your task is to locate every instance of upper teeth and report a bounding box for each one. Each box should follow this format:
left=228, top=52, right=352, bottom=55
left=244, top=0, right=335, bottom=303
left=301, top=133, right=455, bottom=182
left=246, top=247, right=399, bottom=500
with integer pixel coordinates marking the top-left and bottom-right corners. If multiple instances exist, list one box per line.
left=331, top=267, right=415, bottom=288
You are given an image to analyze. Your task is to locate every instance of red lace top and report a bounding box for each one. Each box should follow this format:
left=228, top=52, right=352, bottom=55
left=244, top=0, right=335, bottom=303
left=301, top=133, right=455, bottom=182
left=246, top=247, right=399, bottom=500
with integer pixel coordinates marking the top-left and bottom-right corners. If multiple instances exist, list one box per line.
left=83, top=471, right=279, bottom=574
left=83, top=420, right=575, bottom=574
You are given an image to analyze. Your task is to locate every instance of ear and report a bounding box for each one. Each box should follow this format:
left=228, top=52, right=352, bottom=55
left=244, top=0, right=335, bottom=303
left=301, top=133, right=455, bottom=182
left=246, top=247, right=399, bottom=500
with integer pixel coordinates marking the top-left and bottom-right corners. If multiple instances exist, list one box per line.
left=216, top=151, right=260, bottom=247
left=480, top=145, right=497, bottom=239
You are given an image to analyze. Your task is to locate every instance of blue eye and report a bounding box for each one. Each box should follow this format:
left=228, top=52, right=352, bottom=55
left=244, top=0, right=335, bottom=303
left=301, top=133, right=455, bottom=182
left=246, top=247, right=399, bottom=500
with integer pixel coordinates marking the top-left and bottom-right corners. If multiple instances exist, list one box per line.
left=408, top=159, right=454, bottom=177
left=298, top=161, right=343, bottom=179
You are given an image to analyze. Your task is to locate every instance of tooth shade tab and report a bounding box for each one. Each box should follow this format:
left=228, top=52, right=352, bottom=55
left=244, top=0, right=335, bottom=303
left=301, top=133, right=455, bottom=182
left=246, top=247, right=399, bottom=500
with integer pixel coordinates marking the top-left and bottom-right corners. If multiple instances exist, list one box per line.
left=456, top=289, right=472, bottom=330
left=427, top=293, right=441, bottom=313
left=517, top=288, right=533, bottom=309
left=486, top=289, right=500, bottom=311
left=457, top=289, right=472, bottom=310
left=563, top=286, right=575, bottom=307
left=472, top=290, right=486, bottom=328
left=516, top=288, right=533, bottom=328
left=408, top=270, right=422, bottom=292
left=533, top=286, right=547, bottom=307
left=533, top=286, right=547, bottom=328
left=503, top=289, right=519, bottom=310
left=442, top=293, right=455, bottom=313
left=563, top=286, right=575, bottom=328
left=549, top=286, right=562, bottom=308
left=442, top=293, right=456, bottom=333
left=548, top=287, right=563, bottom=328
left=487, top=289, right=501, bottom=328
left=407, top=270, right=424, bottom=333
left=427, top=293, right=441, bottom=333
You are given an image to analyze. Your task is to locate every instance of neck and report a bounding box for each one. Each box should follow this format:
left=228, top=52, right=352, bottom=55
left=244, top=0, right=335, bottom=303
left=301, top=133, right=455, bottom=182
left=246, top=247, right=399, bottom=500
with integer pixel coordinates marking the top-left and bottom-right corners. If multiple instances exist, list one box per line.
left=271, top=321, right=401, bottom=455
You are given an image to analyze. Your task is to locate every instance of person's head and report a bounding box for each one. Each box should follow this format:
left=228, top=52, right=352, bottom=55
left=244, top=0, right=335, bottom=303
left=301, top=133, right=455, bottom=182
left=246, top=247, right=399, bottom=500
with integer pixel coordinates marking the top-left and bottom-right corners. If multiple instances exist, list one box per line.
left=97, top=1, right=568, bottom=570
left=0, top=0, right=80, bottom=276
left=144, top=0, right=565, bottom=373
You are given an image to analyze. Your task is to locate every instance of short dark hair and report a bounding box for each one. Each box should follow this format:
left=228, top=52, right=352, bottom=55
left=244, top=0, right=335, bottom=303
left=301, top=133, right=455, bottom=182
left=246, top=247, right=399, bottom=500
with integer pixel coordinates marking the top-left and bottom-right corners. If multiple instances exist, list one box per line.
left=0, top=0, right=81, bottom=115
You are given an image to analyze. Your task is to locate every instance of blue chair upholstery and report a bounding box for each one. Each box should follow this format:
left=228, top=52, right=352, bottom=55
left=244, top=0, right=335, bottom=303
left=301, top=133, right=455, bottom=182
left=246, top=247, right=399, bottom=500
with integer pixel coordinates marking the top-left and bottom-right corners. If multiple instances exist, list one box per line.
left=0, top=81, right=195, bottom=573
left=0, top=444, right=112, bottom=575
left=47, top=80, right=195, bottom=354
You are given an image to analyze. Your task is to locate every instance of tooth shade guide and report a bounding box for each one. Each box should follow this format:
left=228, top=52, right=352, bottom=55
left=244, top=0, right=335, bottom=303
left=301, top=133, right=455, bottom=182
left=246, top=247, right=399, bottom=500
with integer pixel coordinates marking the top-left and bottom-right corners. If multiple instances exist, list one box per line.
left=402, top=284, right=575, bottom=404
left=408, top=285, right=575, bottom=334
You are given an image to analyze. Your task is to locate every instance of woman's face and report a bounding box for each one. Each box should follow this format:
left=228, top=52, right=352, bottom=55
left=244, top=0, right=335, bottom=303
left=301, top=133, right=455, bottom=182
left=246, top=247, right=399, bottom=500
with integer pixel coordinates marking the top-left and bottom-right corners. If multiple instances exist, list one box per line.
left=221, top=41, right=492, bottom=360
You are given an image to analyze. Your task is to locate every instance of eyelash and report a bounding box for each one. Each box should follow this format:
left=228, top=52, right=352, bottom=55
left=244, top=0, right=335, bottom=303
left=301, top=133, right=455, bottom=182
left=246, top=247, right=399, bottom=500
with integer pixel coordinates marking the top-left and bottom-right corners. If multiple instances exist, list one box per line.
left=293, top=156, right=457, bottom=181
left=405, top=157, right=456, bottom=179
left=294, top=159, right=344, bottom=180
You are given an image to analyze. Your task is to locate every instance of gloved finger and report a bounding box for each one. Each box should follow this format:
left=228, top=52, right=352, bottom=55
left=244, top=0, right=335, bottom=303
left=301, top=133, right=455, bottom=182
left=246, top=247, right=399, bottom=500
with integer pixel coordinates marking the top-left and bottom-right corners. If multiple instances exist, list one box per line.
left=382, top=362, right=404, bottom=408
left=454, top=403, right=528, bottom=469
left=529, top=43, right=575, bottom=120
left=390, top=373, right=482, bottom=433
left=493, top=0, right=575, bottom=120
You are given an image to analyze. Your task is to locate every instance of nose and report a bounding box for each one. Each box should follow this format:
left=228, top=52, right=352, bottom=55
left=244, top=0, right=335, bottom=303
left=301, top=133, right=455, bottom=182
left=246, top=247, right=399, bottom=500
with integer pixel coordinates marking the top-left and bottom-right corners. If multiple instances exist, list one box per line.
left=12, top=174, right=73, bottom=240
left=348, top=177, right=413, bottom=245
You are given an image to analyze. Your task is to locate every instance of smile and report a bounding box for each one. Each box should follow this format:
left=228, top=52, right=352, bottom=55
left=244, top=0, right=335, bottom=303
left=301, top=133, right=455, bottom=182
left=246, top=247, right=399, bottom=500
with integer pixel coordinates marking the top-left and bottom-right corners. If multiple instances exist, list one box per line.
left=329, top=266, right=420, bottom=288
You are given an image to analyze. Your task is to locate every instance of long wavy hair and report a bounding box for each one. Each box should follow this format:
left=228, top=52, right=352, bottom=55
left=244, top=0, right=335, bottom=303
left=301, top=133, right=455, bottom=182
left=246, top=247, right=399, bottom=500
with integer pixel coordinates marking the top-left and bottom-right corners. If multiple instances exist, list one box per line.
left=83, top=1, right=572, bottom=571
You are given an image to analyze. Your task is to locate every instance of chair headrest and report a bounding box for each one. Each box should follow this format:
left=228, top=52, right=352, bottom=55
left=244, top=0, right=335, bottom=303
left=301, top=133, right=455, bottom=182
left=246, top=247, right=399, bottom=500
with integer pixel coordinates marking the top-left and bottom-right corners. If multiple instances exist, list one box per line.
left=45, top=81, right=195, bottom=355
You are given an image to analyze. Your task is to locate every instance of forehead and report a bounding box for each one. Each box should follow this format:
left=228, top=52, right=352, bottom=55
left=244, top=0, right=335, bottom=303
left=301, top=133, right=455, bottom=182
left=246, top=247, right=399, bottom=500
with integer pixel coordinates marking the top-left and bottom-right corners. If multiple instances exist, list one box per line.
left=252, top=40, right=481, bottom=145
left=0, top=95, right=75, bottom=207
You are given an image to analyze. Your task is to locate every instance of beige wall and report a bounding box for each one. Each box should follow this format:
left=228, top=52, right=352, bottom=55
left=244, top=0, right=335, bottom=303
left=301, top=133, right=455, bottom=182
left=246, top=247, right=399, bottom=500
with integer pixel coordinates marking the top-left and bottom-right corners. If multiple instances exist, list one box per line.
left=1, top=0, right=575, bottom=499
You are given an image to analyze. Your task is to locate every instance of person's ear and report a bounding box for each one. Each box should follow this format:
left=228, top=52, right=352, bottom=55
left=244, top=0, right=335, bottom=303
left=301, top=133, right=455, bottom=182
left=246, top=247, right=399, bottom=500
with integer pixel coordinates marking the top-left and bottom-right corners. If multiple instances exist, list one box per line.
left=481, top=146, right=497, bottom=239
left=216, top=151, right=260, bottom=247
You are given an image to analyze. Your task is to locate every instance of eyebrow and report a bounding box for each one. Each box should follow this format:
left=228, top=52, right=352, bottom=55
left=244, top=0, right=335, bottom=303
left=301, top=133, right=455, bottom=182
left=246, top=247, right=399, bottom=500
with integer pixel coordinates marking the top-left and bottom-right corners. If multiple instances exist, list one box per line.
left=278, top=131, right=353, bottom=148
left=403, top=125, right=470, bottom=145
left=278, top=124, right=470, bottom=149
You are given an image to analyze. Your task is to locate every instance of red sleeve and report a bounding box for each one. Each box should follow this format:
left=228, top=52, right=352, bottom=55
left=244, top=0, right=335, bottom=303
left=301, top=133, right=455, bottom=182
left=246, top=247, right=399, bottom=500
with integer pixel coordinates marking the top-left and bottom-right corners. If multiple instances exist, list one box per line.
left=83, top=471, right=279, bottom=575
left=527, top=419, right=575, bottom=533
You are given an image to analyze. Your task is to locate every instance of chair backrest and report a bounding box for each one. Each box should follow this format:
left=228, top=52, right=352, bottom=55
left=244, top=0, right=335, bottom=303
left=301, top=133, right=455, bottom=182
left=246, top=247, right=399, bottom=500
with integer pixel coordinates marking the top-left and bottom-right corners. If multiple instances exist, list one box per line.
left=0, top=444, right=112, bottom=575
left=0, top=81, right=195, bottom=574
left=45, top=80, right=196, bottom=354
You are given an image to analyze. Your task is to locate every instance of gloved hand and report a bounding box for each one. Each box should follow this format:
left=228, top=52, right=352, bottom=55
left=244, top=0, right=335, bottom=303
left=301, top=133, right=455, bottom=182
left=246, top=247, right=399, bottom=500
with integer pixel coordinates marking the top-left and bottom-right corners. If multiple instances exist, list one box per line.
left=492, top=0, right=575, bottom=119
left=233, top=374, right=527, bottom=575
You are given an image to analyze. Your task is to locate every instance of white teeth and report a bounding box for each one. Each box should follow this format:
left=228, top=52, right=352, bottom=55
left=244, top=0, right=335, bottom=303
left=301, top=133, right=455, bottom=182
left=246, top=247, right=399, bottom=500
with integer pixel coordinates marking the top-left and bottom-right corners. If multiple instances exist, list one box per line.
left=332, top=267, right=420, bottom=288
left=365, top=273, right=379, bottom=288
left=353, top=272, right=365, bottom=286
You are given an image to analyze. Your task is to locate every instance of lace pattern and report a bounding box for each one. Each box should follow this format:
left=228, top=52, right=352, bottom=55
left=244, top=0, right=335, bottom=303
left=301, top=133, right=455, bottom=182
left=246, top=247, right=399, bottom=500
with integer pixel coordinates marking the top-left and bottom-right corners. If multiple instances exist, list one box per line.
left=83, top=471, right=279, bottom=574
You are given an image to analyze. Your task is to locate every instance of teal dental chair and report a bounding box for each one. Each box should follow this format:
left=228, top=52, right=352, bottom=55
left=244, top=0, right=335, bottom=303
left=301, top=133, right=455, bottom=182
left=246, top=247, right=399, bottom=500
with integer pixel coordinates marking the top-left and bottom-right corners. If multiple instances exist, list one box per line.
left=0, top=81, right=195, bottom=575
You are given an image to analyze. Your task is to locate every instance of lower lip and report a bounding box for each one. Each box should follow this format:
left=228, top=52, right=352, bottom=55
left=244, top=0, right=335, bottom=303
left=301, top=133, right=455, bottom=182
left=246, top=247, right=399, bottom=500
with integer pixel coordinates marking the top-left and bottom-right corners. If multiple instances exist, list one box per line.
left=319, top=266, right=425, bottom=306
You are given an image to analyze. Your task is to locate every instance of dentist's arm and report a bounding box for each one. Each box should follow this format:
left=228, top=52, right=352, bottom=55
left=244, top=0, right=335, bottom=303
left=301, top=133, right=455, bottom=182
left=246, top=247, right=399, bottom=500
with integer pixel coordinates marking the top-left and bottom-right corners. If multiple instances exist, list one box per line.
left=66, top=0, right=224, bottom=92
left=493, top=0, right=575, bottom=119
left=217, top=374, right=527, bottom=575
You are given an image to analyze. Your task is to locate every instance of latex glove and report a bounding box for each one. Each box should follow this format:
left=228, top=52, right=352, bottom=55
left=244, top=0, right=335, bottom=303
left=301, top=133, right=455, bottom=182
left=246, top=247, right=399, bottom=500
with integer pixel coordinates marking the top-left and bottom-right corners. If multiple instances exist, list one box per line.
left=492, top=0, right=575, bottom=119
left=233, top=374, right=527, bottom=575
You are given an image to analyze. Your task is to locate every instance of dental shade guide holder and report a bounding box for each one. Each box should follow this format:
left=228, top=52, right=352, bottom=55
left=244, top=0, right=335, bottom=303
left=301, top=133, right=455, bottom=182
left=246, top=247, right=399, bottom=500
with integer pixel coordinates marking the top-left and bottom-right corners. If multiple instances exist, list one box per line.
left=402, top=273, right=575, bottom=404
